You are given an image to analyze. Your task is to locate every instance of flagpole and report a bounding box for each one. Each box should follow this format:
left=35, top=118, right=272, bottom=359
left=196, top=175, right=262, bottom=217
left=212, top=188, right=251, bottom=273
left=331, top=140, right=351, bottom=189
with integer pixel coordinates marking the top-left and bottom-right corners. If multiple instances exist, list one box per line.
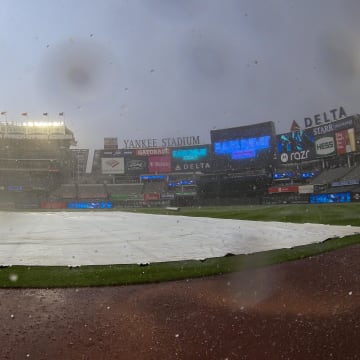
left=21, top=112, right=29, bottom=124
left=59, top=112, right=65, bottom=126
left=43, top=112, right=49, bottom=123
left=1, top=111, right=8, bottom=123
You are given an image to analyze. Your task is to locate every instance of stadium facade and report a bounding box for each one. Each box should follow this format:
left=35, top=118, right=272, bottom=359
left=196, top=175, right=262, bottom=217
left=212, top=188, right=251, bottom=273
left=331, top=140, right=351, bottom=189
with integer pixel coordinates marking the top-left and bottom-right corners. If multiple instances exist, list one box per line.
left=2, top=114, right=360, bottom=209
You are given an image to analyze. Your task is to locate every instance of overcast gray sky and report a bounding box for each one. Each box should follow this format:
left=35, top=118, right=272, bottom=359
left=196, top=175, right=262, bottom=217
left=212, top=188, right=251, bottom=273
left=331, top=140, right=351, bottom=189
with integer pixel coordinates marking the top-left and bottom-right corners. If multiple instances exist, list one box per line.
left=1, top=0, right=360, bottom=149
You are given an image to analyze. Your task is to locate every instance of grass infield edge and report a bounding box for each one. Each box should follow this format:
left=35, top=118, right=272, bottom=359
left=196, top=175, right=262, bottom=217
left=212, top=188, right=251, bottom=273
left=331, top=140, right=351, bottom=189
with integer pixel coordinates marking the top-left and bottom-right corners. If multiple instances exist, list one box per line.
left=1, top=234, right=359, bottom=289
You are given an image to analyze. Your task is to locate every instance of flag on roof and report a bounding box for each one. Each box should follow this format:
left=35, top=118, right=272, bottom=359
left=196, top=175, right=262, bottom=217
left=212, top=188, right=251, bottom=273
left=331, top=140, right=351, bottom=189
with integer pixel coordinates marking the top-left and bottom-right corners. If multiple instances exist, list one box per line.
left=43, top=112, right=48, bottom=116
left=1, top=111, right=7, bottom=115
left=59, top=112, right=64, bottom=116
left=290, top=120, right=301, bottom=132
left=21, top=112, right=28, bottom=116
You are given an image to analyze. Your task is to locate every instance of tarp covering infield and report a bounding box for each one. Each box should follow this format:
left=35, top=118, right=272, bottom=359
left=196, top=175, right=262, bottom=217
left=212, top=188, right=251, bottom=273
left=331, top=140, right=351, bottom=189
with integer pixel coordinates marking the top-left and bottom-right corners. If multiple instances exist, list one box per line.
left=1, top=211, right=360, bottom=266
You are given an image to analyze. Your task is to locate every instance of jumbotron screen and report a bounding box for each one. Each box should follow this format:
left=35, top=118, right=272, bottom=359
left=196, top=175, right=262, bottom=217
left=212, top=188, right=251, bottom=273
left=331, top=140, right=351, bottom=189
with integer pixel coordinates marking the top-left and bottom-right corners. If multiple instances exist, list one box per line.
left=210, top=121, right=276, bottom=170
left=172, top=146, right=208, bottom=161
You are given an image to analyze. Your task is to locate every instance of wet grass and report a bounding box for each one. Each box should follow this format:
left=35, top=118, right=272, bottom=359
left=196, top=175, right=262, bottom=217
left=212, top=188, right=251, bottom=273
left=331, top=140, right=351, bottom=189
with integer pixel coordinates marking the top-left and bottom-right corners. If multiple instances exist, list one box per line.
left=1, top=234, right=359, bottom=288
left=127, top=203, right=360, bottom=226
left=1, top=203, right=360, bottom=288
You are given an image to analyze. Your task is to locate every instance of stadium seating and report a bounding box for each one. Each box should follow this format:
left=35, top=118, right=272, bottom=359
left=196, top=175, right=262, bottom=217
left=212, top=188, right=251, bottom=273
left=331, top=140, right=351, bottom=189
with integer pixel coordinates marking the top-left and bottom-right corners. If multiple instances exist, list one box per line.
left=51, top=184, right=78, bottom=200
left=143, top=181, right=167, bottom=194
left=309, top=167, right=353, bottom=185
left=341, top=166, right=360, bottom=181
left=106, top=183, right=143, bottom=196
left=78, top=184, right=108, bottom=200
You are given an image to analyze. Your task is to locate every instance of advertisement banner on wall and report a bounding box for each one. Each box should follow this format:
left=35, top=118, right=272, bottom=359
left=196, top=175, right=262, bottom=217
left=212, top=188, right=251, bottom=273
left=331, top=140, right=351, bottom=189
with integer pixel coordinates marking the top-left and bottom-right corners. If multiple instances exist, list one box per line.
left=144, top=193, right=161, bottom=201
left=125, top=157, right=148, bottom=174
left=101, top=157, right=125, bottom=174
left=298, top=185, right=314, bottom=194
left=135, top=148, right=171, bottom=157
left=335, top=128, right=356, bottom=155
left=314, top=136, right=336, bottom=157
left=308, top=116, right=354, bottom=137
left=268, top=186, right=299, bottom=193
left=148, top=155, right=171, bottom=173
left=102, top=149, right=134, bottom=157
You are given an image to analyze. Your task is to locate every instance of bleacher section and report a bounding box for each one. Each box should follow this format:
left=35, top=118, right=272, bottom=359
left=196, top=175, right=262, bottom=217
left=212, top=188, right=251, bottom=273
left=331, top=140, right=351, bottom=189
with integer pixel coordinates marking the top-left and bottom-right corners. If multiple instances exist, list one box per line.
left=341, top=166, right=360, bottom=181
left=107, top=184, right=143, bottom=196
left=309, top=167, right=352, bottom=185
left=51, top=184, right=77, bottom=200
left=143, top=181, right=167, bottom=194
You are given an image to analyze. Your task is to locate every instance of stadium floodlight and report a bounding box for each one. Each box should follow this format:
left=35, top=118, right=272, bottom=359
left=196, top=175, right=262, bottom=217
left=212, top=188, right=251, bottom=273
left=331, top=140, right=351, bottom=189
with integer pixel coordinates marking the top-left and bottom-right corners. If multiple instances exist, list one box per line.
left=22, top=121, right=65, bottom=127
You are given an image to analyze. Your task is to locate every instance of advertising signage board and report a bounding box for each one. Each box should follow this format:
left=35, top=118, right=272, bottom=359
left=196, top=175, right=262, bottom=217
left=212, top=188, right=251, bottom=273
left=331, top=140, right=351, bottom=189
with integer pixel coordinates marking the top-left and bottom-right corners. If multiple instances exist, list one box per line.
left=125, top=157, right=148, bottom=174
left=135, top=148, right=170, bottom=156
left=171, top=145, right=211, bottom=172
left=335, top=128, right=356, bottom=155
left=277, top=116, right=359, bottom=164
left=268, top=186, right=299, bottom=194
left=101, top=157, right=125, bottom=174
left=314, top=136, right=336, bottom=157
left=308, top=116, right=354, bottom=137
left=148, top=155, right=171, bottom=173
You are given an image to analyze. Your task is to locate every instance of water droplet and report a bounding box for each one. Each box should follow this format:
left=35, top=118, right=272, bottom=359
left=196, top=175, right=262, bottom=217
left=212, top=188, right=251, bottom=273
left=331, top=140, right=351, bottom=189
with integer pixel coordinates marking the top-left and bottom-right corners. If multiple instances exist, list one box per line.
left=348, top=291, right=353, bottom=296
left=9, top=273, right=18, bottom=282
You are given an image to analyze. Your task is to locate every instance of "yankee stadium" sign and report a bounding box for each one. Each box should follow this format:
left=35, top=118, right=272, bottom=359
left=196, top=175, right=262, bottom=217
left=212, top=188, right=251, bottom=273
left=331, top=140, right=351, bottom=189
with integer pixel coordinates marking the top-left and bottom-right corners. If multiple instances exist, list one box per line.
left=123, top=136, right=200, bottom=149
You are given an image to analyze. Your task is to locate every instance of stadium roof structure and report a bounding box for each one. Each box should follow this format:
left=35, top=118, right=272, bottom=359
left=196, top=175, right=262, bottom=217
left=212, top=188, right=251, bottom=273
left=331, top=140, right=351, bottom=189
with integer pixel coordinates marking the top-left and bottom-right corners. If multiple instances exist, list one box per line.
left=0, top=120, right=76, bottom=144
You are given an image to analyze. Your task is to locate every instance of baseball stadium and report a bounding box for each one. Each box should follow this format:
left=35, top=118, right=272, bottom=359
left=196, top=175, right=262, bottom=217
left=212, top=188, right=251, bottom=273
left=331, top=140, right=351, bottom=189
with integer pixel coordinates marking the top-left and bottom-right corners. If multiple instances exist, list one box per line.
left=2, top=0, right=360, bottom=357
left=1, top=115, right=360, bottom=359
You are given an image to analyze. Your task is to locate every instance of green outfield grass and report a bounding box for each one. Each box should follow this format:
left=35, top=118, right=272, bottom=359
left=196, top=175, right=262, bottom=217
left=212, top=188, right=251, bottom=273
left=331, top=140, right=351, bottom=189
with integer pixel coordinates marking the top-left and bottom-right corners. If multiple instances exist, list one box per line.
left=1, top=203, right=360, bottom=288
left=128, top=203, right=360, bottom=226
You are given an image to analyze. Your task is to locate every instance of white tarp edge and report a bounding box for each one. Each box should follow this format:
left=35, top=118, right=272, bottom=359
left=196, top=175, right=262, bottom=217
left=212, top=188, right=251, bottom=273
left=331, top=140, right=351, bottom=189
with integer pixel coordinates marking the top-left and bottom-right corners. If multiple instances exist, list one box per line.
left=0, top=211, right=359, bottom=266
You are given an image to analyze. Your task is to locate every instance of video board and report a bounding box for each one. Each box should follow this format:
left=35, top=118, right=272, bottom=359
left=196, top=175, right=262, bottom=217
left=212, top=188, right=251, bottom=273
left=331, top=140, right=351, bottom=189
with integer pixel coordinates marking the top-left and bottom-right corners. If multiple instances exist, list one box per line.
left=171, top=145, right=211, bottom=172
left=211, top=122, right=276, bottom=170
left=310, top=192, right=351, bottom=204
left=68, top=201, right=113, bottom=209
left=276, top=130, right=316, bottom=164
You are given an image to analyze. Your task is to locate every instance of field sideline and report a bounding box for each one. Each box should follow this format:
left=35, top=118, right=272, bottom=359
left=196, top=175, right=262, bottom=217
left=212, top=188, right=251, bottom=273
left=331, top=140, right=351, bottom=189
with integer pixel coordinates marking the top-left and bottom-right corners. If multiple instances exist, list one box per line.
left=1, top=203, right=360, bottom=288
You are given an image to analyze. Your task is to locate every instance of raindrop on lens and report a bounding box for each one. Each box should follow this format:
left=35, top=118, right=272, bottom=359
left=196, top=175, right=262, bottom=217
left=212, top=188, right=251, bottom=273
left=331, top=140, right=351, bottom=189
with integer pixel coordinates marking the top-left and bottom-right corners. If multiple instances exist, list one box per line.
left=9, top=273, right=18, bottom=282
